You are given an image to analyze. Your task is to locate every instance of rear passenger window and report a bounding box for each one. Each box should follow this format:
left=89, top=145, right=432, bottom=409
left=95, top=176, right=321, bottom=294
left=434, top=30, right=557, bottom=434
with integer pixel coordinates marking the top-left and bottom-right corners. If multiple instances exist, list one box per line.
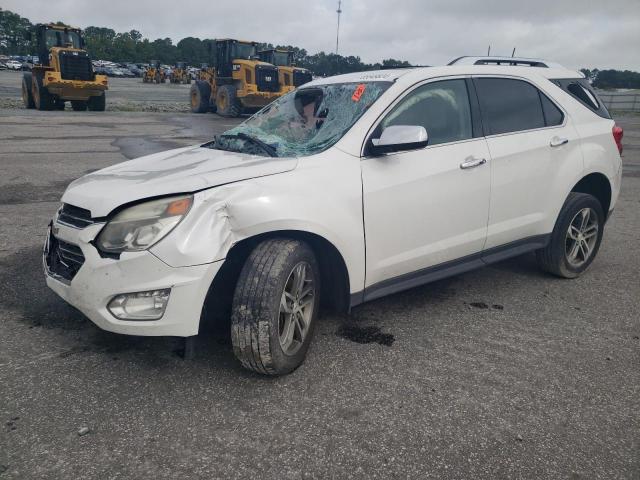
left=475, top=78, right=545, bottom=135
left=540, top=93, right=564, bottom=126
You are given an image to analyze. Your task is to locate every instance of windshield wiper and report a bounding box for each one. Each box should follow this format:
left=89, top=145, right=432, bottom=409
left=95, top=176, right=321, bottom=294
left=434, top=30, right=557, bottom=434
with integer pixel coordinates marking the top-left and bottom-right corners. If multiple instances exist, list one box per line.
left=219, top=133, right=278, bottom=157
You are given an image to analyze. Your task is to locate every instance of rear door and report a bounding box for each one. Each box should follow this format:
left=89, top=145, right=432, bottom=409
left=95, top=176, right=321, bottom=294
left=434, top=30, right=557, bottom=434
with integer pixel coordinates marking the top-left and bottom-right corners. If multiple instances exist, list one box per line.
left=473, top=76, right=583, bottom=250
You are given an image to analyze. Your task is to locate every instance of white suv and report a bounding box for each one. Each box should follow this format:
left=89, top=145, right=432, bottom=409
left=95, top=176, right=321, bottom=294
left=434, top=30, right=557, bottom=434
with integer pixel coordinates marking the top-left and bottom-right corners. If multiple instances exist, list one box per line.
left=44, top=58, right=624, bottom=375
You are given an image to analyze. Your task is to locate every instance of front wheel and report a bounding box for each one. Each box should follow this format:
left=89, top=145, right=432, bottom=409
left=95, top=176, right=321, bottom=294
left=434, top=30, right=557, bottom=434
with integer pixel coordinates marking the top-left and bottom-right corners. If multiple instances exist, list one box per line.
left=231, top=239, right=320, bottom=376
left=190, top=80, right=211, bottom=113
left=88, top=93, right=106, bottom=111
left=536, top=192, right=605, bottom=278
left=216, top=84, right=242, bottom=117
left=22, top=72, right=34, bottom=108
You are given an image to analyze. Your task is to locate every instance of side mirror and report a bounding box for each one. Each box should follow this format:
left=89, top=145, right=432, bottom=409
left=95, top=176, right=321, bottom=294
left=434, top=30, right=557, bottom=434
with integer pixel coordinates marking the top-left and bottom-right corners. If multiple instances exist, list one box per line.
left=370, top=125, right=428, bottom=155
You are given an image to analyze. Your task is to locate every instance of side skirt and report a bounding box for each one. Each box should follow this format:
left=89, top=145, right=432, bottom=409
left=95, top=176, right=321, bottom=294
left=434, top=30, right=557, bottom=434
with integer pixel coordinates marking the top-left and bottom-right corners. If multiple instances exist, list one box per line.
left=350, top=234, right=550, bottom=308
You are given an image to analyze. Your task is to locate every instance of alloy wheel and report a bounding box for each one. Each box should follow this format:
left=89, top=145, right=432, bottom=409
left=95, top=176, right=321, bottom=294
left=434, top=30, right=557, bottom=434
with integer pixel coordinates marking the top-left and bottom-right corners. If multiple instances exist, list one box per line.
left=278, top=262, right=315, bottom=355
left=565, top=207, right=599, bottom=267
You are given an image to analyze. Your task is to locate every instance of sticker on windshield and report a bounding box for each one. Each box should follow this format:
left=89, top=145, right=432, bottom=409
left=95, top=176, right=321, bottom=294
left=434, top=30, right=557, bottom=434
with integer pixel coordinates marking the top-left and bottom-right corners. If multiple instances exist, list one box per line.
left=352, top=84, right=366, bottom=102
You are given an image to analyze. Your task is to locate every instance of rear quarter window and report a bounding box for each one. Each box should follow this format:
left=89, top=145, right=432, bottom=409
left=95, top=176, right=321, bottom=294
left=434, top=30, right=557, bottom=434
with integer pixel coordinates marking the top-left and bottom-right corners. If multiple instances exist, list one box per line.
left=551, top=78, right=611, bottom=119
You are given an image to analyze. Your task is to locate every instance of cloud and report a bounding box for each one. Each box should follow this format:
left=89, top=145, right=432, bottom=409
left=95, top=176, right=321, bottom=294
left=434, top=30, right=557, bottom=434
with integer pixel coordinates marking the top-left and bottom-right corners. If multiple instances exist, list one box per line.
left=3, top=0, right=639, bottom=70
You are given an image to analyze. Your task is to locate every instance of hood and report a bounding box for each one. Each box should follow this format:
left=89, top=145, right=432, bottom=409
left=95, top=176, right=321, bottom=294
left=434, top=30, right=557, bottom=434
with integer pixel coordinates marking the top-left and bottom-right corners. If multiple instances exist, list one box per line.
left=62, top=145, right=297, bottom=217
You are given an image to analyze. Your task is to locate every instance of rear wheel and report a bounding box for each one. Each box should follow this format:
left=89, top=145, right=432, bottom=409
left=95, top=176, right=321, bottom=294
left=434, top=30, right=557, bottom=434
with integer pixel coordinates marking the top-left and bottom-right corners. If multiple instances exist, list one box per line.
left=21, top=72, right=35, bottom=108
left=71, top=100, right=87, bottom=111
left=231, top=239, right=320, bottom=376
left=87, top=93, right=106, bottom=111
left=216, top=84, right=242, bottom=117
left=536, top=192, right=605, bottom=278
left=33, top=74, right=54, bottom=111
left=190, top=80, right=211, bottom=113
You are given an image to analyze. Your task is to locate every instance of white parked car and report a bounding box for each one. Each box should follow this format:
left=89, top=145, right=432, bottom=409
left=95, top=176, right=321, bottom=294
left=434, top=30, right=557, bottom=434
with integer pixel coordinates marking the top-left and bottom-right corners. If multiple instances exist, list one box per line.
left=45, top=57, right=623, bottom=375
left=5, top=59, right=23, bottom=70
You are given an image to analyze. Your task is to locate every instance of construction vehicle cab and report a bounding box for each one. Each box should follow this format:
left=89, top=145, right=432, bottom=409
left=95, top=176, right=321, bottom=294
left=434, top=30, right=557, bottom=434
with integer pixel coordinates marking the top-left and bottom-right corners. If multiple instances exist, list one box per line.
left=170, top=61, right=191, bottom=84
left=190, top=39, right=282, bottom=117
left=22, top=24, right=108, bottom=111
left=143, top=61, right=166, bottom=84
left=258, top=48, right=312, bottom=91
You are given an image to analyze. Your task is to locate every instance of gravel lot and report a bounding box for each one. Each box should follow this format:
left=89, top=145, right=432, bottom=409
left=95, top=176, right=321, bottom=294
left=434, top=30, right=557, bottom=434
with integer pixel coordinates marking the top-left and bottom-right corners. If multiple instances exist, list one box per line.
left=0, top=69, right=639, bottom=479
left=0, top=70, right=192, bottom=111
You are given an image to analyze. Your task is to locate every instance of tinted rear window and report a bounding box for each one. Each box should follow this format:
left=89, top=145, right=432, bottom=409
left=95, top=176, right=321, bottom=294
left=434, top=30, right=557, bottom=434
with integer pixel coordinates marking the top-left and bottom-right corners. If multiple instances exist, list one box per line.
left=475, top=78, right=545, bottom=135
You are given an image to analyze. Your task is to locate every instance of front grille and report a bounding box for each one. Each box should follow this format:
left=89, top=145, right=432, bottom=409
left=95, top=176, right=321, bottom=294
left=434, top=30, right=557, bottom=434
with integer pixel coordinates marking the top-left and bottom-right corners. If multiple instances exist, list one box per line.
left=59, top=51, right=94, bottom=81
left=255, top=66, right=279, bottom=92
left=45, top=234, right=85, bottom=282
left=293, top=70, right=312, bottom=87
left=57, top=203, right=94, bottom=229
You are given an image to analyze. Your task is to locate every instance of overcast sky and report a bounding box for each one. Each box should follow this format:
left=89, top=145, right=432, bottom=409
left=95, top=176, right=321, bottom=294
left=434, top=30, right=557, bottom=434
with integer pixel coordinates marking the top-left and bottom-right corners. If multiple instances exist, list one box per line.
left=3, top=0, right=639, bottom=70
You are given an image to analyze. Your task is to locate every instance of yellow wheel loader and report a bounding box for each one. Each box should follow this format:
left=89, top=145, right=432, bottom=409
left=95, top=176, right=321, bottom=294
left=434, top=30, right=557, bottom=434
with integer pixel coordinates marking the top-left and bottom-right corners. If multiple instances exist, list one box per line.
left=197, top=63, right=215, bottom=83
left=22, top=24, right=108, bottom=111
left=170, top=62, right=191, bottom=84
left=258, top=49, right=312, bottom=93
left=143, top=61, right=166, bottom=84
left=189, top=39, right=282, bottom=117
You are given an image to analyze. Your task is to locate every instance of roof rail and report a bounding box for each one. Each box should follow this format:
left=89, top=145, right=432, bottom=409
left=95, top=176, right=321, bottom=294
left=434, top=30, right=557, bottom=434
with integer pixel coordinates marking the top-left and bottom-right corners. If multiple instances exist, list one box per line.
left=448, top=56, right=564, bottom=69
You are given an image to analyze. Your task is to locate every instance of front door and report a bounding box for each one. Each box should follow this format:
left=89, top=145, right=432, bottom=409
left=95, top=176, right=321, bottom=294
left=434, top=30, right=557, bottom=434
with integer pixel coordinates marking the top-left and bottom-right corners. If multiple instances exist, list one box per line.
left=361, top=78, right=491, bottom=295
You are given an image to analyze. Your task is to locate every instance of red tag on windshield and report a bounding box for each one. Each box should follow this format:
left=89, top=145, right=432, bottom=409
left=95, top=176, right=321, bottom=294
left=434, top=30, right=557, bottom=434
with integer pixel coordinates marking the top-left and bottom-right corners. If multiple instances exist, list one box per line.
left=352, top=84, right=366, bottom=102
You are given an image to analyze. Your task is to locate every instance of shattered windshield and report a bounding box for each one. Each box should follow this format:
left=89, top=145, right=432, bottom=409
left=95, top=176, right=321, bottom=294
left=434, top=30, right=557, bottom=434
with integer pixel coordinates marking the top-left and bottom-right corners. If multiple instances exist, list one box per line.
left=211, top=81, right=391, bottom=157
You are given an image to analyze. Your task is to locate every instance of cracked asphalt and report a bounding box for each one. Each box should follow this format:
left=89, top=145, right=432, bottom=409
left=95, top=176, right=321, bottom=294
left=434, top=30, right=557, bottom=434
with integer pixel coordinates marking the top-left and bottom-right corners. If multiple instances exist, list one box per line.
left=0, top=73, right=639, bottom=479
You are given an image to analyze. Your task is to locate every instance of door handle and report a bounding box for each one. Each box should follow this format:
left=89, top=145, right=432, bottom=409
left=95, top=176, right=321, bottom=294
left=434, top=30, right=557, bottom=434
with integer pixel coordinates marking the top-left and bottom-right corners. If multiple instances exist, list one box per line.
left=550, top=136, right=569, bottom=147
left=460, top=157, right=487, bottom=169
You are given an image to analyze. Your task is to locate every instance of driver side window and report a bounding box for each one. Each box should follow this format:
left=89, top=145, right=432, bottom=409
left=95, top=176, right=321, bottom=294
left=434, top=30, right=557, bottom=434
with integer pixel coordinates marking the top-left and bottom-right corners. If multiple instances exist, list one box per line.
left=381, top=79, right=473, bottom=146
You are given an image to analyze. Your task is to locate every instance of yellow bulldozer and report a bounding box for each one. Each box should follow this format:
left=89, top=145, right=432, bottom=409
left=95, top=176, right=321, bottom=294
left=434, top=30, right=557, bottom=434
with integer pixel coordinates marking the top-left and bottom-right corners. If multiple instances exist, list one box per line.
left=258, top=48, right=312, bottom=92
left=22, top=24, right=108, bottom=111
left=190, top=39, right=282, bottom=117
left=143, top=61, right=166, bottom=84
left=170, top=62, right=191, bottom=84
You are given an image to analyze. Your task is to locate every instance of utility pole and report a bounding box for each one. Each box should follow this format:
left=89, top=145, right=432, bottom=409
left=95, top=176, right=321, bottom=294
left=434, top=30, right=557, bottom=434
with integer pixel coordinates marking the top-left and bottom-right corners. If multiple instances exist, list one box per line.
left=336, top=0, right=342, bottom=55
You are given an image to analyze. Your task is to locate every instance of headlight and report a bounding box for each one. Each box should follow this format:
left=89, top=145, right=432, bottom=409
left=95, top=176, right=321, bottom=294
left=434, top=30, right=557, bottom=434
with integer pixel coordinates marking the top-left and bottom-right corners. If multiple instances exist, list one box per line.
left=96, top=195, right=192, bottom=253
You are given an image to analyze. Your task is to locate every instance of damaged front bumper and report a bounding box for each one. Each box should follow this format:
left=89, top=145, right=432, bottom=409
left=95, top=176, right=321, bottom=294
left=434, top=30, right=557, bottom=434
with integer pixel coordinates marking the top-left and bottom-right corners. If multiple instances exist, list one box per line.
left=43, top=220, right=222, bottom=337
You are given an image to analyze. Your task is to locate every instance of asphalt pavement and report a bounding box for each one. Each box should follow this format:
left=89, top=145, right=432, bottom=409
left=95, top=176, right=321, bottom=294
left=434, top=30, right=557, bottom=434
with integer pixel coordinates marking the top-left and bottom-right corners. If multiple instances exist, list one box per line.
left=0, top=83, right=638, bottom=479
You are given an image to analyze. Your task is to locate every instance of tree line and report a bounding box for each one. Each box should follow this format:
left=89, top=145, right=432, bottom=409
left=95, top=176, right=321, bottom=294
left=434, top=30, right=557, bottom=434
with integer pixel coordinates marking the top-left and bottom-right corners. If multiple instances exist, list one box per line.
left=2, top=8, right=638, bottom=84
left=581, top=68, right=640, bottom=90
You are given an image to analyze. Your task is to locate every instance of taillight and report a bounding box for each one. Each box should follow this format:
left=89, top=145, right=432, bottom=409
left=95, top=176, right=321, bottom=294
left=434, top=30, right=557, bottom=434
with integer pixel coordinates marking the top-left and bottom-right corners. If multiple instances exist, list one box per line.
left=612, top=125, right=623, bottom=155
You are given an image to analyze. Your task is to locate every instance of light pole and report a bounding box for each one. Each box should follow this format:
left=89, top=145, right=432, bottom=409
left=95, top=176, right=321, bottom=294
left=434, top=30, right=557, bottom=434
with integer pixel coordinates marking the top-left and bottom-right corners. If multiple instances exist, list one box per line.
left=336, top=0, right=342, bottom=55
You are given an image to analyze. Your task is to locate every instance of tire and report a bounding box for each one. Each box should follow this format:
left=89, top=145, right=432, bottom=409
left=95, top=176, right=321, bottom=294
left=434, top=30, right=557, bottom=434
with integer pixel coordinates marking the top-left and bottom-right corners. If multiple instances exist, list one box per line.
left=54, top=99, right=65, bottom=110
left=33, top=74, right=54, bottom=111
left=21, top=72, right=35, bottom=108
left=190, top=80, right=211, bottom=113
left=231, top=238, right=320, bottom=376
left=87, top=93, right=106, bottom=111
left=216, top=84, right=242, bottom=117
left=536, top=192, right=605, bottom=278
left=71, top=100, right=87, bottom=111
